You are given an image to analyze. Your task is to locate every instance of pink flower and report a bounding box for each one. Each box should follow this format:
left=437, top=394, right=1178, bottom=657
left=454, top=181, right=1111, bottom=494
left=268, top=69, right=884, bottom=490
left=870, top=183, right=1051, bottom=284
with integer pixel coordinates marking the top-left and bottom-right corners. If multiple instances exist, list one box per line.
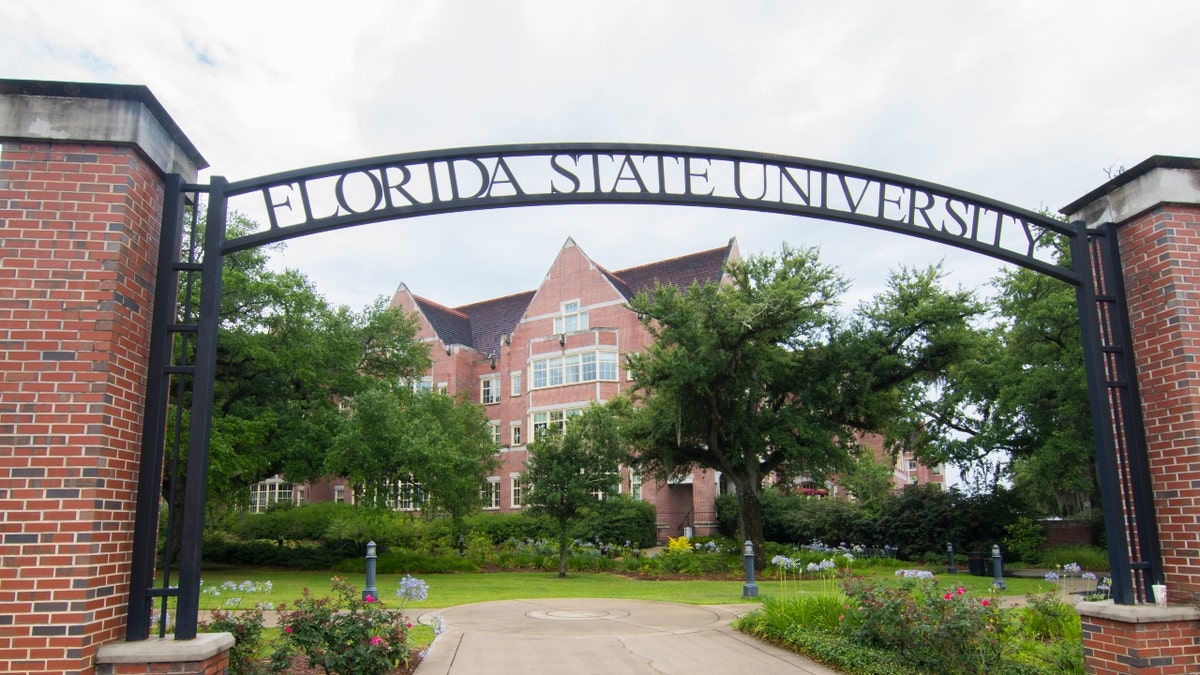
left=407, top=622, right=413, bottom=629
left=944, top=592, right=952, bottom=600
left=370, top=635, right=383, bottom=646
left=981, top=599, right=991, bottom=607
left=956, top=587, right=965, bottom=596
left=365, top=595, right=376, bottom=603
left=284, top=626, right=293, bottom=634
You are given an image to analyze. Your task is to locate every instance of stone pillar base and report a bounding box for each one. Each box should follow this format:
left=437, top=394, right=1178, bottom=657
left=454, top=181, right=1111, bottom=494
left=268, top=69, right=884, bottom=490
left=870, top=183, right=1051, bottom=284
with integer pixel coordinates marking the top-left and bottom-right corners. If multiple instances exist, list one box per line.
left=95, top=633, right=234, bottom=675
left=1078, top=601, right=1200, bottom=674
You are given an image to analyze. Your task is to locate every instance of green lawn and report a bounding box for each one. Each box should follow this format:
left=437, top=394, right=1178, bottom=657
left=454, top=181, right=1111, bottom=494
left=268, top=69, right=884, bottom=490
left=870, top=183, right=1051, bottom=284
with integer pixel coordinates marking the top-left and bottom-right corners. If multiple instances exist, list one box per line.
left=197, top=568, right=1057, bottom=612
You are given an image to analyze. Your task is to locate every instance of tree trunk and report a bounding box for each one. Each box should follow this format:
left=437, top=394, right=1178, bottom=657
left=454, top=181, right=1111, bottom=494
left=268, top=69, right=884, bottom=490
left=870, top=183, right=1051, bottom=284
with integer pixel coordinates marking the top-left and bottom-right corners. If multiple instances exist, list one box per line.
left=733, top=480, right=767, bottom=569
left=557, top=519, right=570, bottom=578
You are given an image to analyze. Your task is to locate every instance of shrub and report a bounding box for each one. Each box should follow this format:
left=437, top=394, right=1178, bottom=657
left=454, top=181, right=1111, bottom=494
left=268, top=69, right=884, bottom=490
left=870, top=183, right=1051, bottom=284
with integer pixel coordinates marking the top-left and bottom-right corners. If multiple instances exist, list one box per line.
left=569, top=495, right=657, bottom=548
left=270, top=577, right=417, bottom=675
left=201, top=605, right=267, bottom=675
left=464, top=511, right=554, bottom=544
left=717, top=490, right=875, bottom=547
left=198, top=580, right=275, bottom=675
left=843, top=576, right=1005, bottom=675
left=234, top=502, right=359, bottom=542
left=1003, top=517, right=1046, bottom=565
left=337, top=550, right=479, bottom=575
left=874, top=484, right=966, bottom=560
left=1039, top=545, right=1108, bottom=571
left=203, top=534, right=347, bottom=570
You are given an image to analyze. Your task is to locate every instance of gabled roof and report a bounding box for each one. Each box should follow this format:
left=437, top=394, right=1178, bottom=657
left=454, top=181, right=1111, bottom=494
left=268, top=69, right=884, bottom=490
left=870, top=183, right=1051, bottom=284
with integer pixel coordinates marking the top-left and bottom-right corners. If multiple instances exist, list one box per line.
left=411, top=297, right=472, bottom=347
left=407, top=238, right=737, bottom=355
left=607, top=241, right=735, bottom=299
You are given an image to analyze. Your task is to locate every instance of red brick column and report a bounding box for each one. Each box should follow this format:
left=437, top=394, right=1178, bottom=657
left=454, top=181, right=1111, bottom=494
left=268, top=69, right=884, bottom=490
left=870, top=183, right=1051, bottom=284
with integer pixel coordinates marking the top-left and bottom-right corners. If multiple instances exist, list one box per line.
left=0, top=81, right=207, bottom=675
left=1066, top=156, right=1200, bottom=674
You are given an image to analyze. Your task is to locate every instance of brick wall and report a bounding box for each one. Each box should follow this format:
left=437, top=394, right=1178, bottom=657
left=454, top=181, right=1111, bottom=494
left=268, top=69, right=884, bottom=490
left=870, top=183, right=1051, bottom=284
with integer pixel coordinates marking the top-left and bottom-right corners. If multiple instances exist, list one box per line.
left=1116, top=203, right=1200, bottom=604
left=0, top=140, right=163, bottom=674
left=1082, top=612, right=1200, bottom=674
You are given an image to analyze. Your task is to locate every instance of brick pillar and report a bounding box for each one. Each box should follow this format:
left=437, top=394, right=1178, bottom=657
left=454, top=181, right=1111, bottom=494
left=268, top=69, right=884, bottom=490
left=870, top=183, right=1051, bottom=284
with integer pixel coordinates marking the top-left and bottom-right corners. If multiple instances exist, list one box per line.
left=1064, top=156, right=1200, bottom=674
left=0, top=80, right=207, bottom=675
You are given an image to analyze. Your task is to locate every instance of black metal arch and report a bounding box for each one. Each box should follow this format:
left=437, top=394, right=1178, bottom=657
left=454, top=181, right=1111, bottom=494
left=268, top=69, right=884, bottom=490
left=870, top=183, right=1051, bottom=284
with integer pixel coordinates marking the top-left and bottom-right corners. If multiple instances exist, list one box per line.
left=218, top=143, right=1079, bottom=284
left=128, top=144, right=1161, bottom=643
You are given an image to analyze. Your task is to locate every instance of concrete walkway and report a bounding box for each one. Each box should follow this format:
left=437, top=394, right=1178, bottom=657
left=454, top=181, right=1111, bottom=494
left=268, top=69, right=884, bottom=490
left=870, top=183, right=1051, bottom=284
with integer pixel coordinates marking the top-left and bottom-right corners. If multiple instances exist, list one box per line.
left=410, top=598, right=842, bottom=675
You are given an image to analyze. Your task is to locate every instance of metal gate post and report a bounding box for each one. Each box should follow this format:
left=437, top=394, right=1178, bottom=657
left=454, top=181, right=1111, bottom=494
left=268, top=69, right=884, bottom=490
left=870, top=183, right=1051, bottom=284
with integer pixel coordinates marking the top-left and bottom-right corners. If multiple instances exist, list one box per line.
left=1071, top=221, right=1163, bottom=605
left=172, top=177, right=228, bottom=639
left=126, top=175, right=187, bottom=640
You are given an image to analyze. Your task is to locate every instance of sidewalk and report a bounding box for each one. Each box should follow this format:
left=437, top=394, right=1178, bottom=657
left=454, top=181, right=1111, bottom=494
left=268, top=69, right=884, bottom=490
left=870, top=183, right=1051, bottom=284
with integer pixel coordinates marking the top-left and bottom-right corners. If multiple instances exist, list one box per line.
left=409, top=598, right=843, bottom=675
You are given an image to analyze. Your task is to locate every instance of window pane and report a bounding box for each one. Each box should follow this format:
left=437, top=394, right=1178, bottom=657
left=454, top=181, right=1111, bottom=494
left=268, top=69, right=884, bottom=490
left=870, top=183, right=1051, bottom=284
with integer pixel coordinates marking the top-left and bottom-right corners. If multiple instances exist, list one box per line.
left=548, top=357, right=563, bottom=386
left=564, top=354, right=581, bottom=383
left=581, top=352, right=596, bottom=381
left=599, top=352, right=618, bottom=380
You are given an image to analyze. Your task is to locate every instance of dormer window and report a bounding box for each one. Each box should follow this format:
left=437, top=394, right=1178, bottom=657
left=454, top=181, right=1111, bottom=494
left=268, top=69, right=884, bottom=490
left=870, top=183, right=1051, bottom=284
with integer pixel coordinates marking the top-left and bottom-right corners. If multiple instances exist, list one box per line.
left=553, top=301, right=588, bottom=334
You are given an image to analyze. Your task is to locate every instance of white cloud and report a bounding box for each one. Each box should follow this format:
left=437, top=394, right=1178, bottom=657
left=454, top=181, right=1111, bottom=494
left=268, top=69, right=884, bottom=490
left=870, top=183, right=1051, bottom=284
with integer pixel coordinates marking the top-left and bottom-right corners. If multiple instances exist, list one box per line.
left=2, top=0, right=1197, bottom=309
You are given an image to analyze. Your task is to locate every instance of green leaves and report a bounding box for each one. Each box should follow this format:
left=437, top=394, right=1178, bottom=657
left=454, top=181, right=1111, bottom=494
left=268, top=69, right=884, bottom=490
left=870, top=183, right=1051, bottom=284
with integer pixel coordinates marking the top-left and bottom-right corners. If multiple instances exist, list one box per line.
left=623, top=245, right=983, bottom=564
left=523, top=403, right=626, bottom=576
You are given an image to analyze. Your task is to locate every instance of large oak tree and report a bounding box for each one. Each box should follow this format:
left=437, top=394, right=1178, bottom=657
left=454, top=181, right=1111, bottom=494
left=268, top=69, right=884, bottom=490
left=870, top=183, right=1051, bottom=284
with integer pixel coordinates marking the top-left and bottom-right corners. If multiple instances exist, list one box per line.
left=623, top=245, right=981, bottom=566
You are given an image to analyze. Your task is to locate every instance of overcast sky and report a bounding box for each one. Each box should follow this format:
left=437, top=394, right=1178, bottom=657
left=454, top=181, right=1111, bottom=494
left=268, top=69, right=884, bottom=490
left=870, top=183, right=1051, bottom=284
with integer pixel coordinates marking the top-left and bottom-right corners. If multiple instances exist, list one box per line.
left=4, top=1, right=1197, bottom=311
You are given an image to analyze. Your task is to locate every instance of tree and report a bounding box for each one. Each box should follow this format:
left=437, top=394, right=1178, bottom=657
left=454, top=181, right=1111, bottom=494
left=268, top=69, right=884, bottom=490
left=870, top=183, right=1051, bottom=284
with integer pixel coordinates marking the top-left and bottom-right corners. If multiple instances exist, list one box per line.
left=624, top=245, right=981, bottom=566
left=523, top=403, right=626, bottom=578
left=837, top=449, right=896, bottom=513
left=918, top=237, right=1096, bottom=516
left=326, top=385, right=499, bottom=535
left=195, top=213, right=432, bottom=505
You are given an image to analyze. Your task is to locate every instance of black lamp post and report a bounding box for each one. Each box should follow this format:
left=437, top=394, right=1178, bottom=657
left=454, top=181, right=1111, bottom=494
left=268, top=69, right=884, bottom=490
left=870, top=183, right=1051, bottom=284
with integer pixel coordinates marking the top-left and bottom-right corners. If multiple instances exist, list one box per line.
left=363, top=541, right=378, bottom=601
left=991, top=544, right=1006, bottom=590
left=742, top=541, right=758, bottom=598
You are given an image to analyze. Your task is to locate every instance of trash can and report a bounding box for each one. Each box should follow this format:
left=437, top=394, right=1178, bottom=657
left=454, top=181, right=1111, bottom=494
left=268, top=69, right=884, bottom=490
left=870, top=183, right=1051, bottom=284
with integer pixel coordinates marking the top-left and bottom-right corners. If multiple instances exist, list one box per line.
left=968, top=551, right=988, bottom=576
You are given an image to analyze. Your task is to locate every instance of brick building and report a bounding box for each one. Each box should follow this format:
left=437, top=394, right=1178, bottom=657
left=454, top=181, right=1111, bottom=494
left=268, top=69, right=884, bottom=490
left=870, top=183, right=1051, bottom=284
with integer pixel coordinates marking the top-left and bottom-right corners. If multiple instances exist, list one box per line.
left=362, top=237, right=939, bottom=540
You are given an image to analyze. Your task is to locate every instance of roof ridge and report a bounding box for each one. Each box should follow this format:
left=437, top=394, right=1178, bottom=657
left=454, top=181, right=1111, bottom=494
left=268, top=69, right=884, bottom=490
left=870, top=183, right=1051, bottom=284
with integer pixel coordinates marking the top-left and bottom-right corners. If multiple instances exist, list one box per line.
left=413, top=294, right=469, bottom=319
left=613, top=243, right=732, bottom=276
left=455, top=288, right=536, bottom=311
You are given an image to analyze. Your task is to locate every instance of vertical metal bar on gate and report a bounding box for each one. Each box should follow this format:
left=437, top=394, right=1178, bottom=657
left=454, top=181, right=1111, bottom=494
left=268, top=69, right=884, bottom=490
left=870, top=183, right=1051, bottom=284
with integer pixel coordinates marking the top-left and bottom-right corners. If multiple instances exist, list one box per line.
left=1071, top=221, right=1163, bottom=605
left=1095, top=222, right=1164, bottom=597
left=127, top=175, right=187, bottom=640
left=172, top=177, right=228, bottom=640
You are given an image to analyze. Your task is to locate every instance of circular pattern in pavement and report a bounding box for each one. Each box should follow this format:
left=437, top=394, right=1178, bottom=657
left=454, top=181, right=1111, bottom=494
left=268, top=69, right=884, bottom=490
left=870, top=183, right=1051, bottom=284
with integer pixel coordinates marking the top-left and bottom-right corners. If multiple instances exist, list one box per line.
left=423, top=598, right=732, bottom=637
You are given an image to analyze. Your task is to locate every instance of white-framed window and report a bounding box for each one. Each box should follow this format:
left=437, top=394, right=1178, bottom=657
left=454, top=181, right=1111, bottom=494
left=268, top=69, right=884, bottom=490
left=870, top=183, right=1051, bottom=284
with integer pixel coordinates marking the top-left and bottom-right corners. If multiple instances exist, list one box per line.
left=532, top=408, right=584, bottom=436
left=511, top=372, right=522, bottom=396
left=907, top=459, right=917, bottom=472
left=249, top=476, right=293, bottom=513
left=437, top=382, right=448, bottom=395
left=489, top=422, right=501, bottom=446
left=408, top=376, right=433, bottom=394
left=510, top=474, right=523, bottom=508
left=511, top=423, right=522, bottom=446
left=530, top=351, right=618, bottom=389
left=396, top=478, right=424, bottom=511
left=334, top=485, right=346, bottom=504
left=630, top=470, right=643, bottom=501
left=553, top=301, right=589, bottom=334
left=482, top=478, right=501, bottom=509
left=481, top=376, right=501, bottom=404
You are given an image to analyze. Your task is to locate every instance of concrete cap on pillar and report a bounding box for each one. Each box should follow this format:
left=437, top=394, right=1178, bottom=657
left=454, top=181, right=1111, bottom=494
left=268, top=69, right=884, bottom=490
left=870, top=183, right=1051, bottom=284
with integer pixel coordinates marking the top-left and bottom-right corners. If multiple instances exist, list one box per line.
left=1061, top=155, right=1200, bottom=226
left=0, top=78, right=208, bottom=182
